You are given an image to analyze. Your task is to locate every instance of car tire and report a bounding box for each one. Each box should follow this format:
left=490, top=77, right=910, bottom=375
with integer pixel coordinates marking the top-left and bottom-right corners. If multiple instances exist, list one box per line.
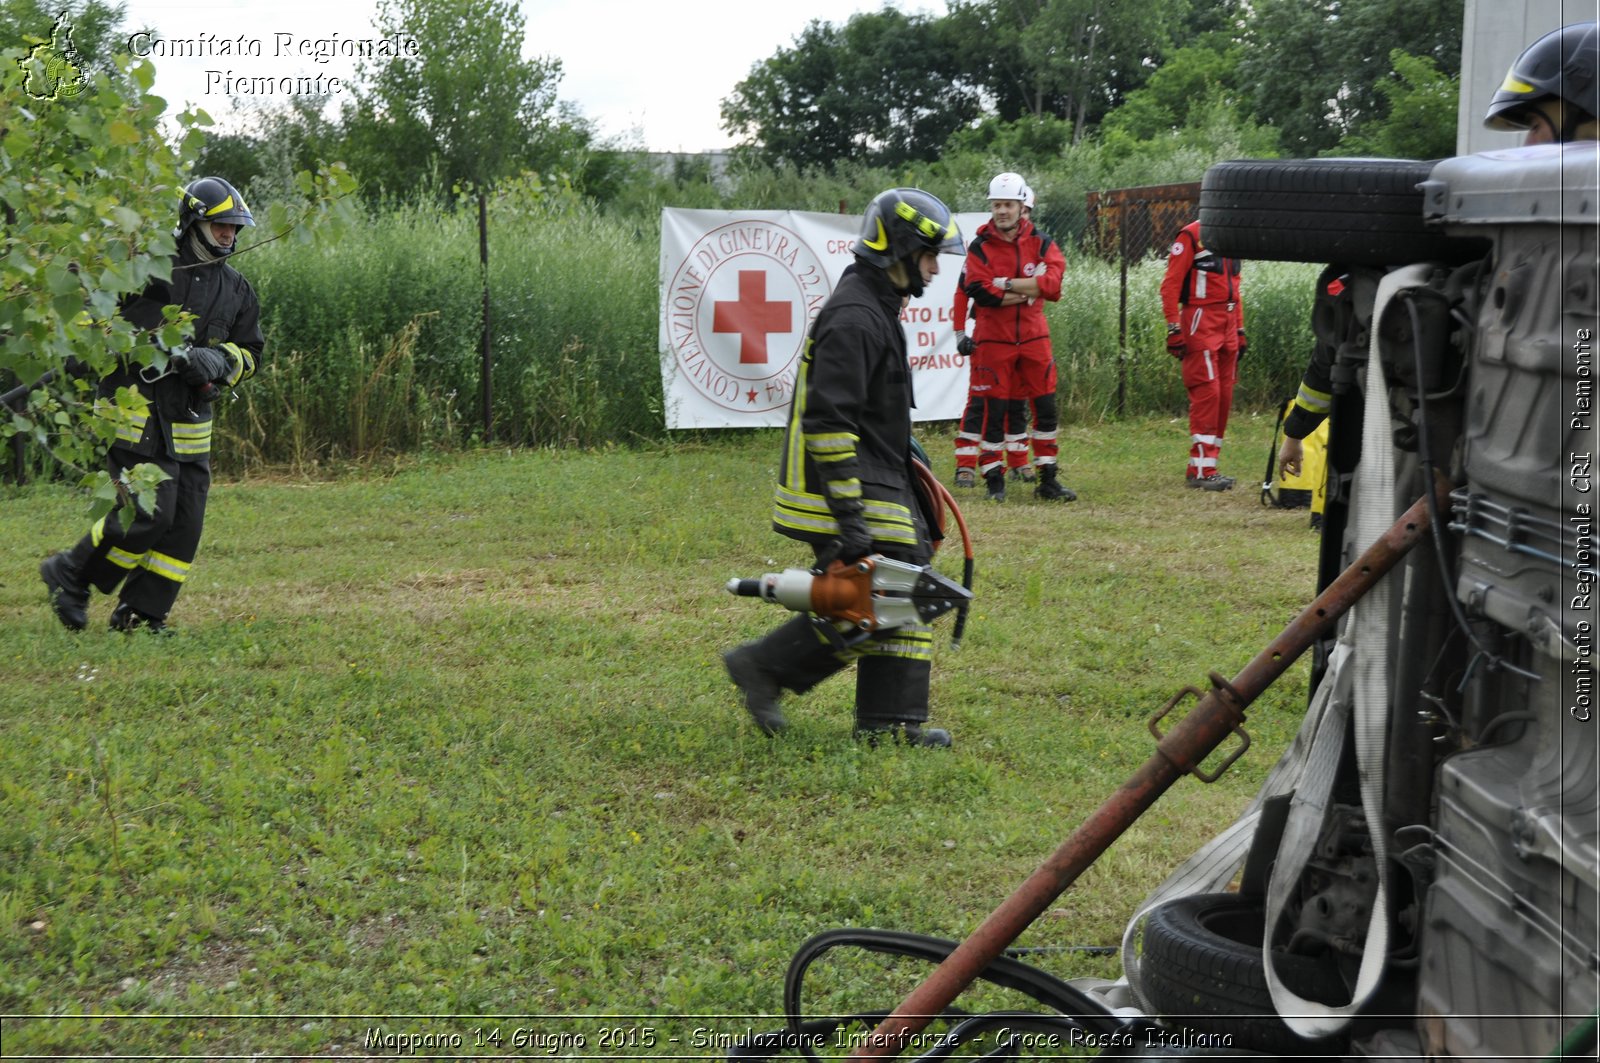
left=1199, top=158, right=1490, bottom=266
left=1138, top=892, right=1351, bottom=1055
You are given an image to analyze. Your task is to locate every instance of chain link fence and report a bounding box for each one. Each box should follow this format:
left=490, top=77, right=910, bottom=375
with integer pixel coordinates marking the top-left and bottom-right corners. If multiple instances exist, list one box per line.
left=1084, top=182, right=1201, bottom=416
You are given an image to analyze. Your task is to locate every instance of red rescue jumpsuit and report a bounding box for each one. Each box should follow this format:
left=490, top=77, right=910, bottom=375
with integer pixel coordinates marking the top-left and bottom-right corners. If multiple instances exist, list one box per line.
left=950, top=274, right=1029, bottom=478
left=1160, top=221, right=1244, bottom=482
left=962, top=218, right=1066, bottom=476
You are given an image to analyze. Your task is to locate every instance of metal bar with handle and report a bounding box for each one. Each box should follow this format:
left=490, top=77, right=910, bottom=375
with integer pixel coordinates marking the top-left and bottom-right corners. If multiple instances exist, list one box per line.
left=846, top=486, right=1444, bottom=1059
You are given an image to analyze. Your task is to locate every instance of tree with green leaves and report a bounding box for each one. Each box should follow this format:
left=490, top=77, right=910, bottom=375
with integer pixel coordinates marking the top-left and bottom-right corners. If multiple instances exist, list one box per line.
left=1234, top=0, right=1462, bottom=156
left=341, top=0, right=578, bottom=198
left=1099, top=43, right=1241, bottom=142
left=722, top=8, right=981, bottom=169
left=2, top=0, right=209, bottom=519
left=1, top=0, right=358, bottom=523
left=942, top=0, right=1190, bottom=143
left=1331, top=50, right=1459, bottom=160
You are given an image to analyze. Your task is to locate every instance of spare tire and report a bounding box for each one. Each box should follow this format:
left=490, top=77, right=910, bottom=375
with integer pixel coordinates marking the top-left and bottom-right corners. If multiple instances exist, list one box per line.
left=1138, top=892, right=1351, bottom=1055
left=1200, top=158, right=1490, bottom=266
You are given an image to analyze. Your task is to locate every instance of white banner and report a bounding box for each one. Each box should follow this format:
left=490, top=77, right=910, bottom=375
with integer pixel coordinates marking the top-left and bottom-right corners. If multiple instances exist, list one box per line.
left=658, top=207, right=989, bottom=430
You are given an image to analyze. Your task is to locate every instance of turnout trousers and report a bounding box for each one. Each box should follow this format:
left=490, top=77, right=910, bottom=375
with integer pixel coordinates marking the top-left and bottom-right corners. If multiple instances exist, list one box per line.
left=732, top=538, right=934, bottom=729
left=65, top=446, right=211, bottom=622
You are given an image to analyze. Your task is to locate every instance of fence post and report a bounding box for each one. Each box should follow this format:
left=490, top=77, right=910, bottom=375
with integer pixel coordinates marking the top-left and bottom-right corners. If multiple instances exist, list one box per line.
left=478, top=190, right=492, bottom=444
left=1117, top=192, right=1128, bottom=418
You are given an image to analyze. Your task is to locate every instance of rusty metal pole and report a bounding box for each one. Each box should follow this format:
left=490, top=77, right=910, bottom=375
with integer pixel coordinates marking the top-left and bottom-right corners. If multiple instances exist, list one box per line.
left=1117, top=192, right=1128, bottom=418
left=847, top=488, right=1443, bottom=1059
left=478, top=190, right=492, bottom=444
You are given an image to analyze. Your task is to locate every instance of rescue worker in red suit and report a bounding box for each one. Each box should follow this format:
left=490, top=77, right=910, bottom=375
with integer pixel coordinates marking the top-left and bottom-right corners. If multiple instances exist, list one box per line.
left=952, top=184, right=1037, bottom=489
left=1161, top=219, right=1245, bottom=490
left=39, top=177, right=263, bottom=633
left=722, top=188, right=964, bottom=748
left=963, top=172, right=1073, bottom=503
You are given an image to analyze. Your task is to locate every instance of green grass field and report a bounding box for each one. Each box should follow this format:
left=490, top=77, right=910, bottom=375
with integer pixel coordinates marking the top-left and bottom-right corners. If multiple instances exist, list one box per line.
left=0, top=416, right=1324, bottom=1056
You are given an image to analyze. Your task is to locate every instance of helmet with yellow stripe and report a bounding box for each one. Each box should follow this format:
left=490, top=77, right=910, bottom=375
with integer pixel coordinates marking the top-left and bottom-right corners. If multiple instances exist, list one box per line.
left=1484, top=21, right=1598, bottom=140
left=853, top=188, right=964, bottom=296
left=177, top=176, right=255, bottom=257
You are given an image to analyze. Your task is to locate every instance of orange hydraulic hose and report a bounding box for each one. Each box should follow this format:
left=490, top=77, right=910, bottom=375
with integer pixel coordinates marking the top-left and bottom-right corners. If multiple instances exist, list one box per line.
left=912, top=459, right=974, bottom=647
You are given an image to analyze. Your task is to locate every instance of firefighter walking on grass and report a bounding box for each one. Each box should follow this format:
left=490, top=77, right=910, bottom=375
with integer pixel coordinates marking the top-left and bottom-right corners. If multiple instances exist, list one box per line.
left=722, top=188, right=964, bottom=748
left=39, top=176, right=264, bottom=634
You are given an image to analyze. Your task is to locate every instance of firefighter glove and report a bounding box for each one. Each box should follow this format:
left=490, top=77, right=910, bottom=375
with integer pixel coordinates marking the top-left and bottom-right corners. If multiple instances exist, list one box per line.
left=174, top=345, right=228, bottom=387
left=957, top=333, right=975, bottom=358
left=830, top=509, right=874, bottom=565
left=1166, top=324, right=1185, bottom=358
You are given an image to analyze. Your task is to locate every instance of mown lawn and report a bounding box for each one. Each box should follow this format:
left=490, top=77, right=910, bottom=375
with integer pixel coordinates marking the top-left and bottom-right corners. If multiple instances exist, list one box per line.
left=0, top=415, right=1322, bottom=1057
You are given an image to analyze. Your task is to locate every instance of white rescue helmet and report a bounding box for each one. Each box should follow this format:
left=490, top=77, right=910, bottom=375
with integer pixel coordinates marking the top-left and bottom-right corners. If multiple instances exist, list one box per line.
left=1023, top=185, right=1036, bottom=210
left=987, top=171, right=1027, bottom=204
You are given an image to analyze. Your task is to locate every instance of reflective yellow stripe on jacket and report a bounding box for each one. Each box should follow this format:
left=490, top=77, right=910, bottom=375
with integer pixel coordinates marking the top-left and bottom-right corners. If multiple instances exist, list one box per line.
left=771, top=351, right=918, bottom=546
left=1294, top=381, right=1332, bottom=416
left=94, top=398, right=148, bottom=447
left=219, top=341, right=255, bottom=386
left=170, top=420, right=213, bottom=456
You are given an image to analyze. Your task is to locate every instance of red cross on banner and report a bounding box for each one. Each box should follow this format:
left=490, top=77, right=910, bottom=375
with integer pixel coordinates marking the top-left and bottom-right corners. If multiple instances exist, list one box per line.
left=713, top=270, right=791, bottom=364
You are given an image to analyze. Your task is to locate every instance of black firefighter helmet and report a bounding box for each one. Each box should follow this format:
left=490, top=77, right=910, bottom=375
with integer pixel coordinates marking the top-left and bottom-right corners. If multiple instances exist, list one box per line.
left=853, top=188, right=964, bottom=297
left=177, top=176, right=254, bottom=257
left=1484, top=21, right=1599, bottom=139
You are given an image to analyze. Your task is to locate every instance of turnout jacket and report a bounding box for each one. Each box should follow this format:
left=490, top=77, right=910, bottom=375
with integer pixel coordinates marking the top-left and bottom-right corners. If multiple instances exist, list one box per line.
left=772, top=263, right=923, bottom=550
left=1282, top=265, right=1351, bottom=440
left=961, top=217, right=1065, bottom=350
left=104, top=245, right=263, bottom=463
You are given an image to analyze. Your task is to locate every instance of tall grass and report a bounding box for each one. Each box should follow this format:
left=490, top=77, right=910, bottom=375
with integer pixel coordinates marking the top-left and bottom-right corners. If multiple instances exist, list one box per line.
left=1048, top=254, right=1321, bottom=422
left=225, top=193, right=660, bottom=470
left=211, top=190, right=1318, bottom=473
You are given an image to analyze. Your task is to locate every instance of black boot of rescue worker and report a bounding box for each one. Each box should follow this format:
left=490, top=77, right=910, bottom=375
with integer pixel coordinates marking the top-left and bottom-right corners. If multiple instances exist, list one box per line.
left=109, top=602, right=169, bottom=636
left=723, top=644, right=787, bottom=735
left=854, top=722, right=953, bottom=748
left=723, top=615, right=849, bottom=736
left=984, top=469, right=1006, bottom=503
left=1034, top=464, right=1077, bottom=502
left=39, top=551, right=90, bottom=631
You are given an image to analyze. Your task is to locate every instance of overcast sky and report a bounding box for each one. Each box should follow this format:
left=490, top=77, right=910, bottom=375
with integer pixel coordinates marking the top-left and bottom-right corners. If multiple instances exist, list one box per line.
left=112, top=0, right=948, bottom=152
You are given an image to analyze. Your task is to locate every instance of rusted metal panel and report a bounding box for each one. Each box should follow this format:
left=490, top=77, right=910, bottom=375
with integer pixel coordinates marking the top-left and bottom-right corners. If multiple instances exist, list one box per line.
left=1086, top=181, right=1202, bottom=262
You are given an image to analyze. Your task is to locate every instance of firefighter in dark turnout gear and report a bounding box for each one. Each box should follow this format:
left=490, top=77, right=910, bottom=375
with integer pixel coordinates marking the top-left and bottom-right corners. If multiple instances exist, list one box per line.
left=39, top=176, right=263, bottom=633
left=723, top=188, right=964, bottom=747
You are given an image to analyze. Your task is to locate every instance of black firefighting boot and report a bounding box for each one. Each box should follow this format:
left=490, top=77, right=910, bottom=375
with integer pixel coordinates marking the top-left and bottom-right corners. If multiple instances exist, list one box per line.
left=39, top=543, right=93, bottom=631
left=853, top=654, right=950, bottom=747
left=854, top=722, right=953, bottom=748
left=723, top=615, right=846, bottom=736
left=109, top=602, right=170, bottom=636
left=984, top=469, right=1006, bottom=503
left=1034, top=464, right=1077, bottom=502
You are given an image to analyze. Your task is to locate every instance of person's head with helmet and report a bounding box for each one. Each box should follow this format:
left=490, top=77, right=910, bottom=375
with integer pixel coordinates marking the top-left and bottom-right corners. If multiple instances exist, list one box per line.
left=176, top=176, right=255, bottom=260
left=1485, top=21, right=1599, bottom=145
left=986, top=171, right=1028, bottom=241
left=1022, top=183, right=1036, bottom=216
left=852, top=187, right=964, bottom=299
